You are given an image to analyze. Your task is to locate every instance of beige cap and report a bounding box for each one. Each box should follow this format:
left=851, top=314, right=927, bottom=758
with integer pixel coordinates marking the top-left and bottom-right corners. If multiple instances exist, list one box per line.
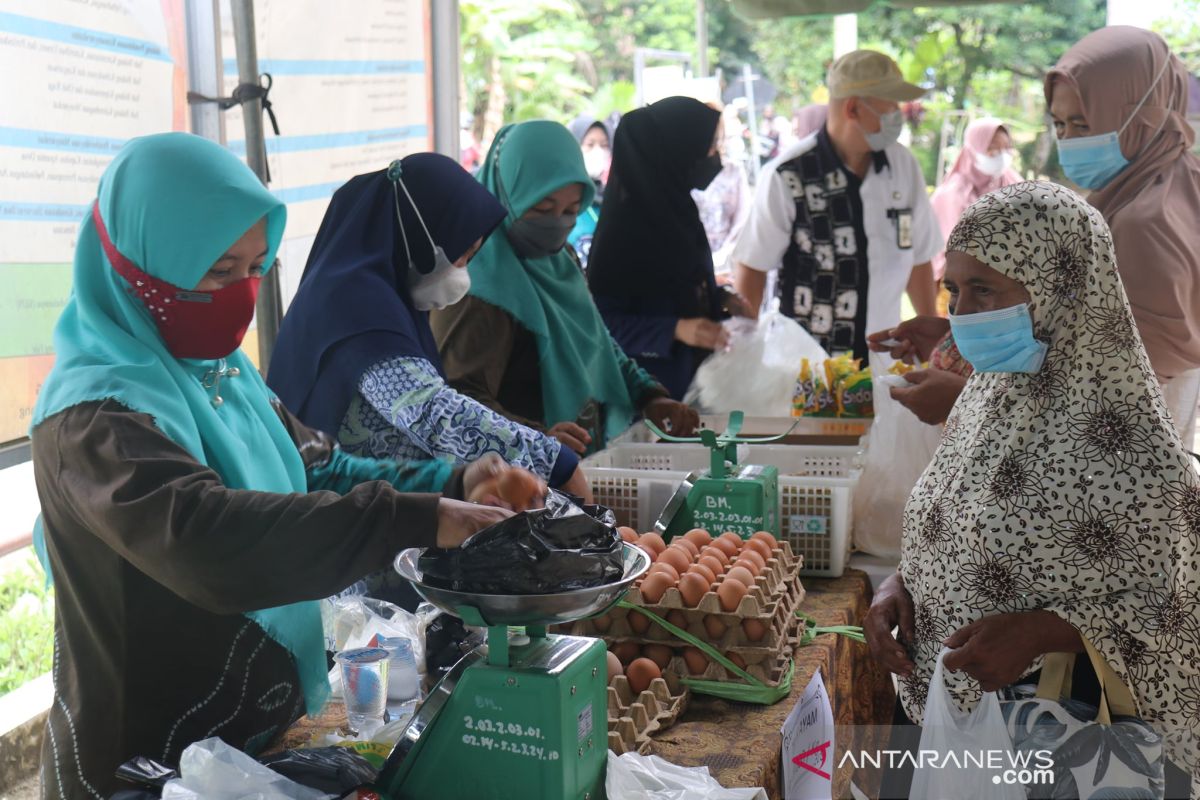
left=827, top=50, right=926, bottom=102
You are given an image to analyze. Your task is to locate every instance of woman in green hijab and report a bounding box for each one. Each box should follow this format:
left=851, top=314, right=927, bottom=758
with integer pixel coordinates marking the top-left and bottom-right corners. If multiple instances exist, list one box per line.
left=30, top=133, right=509, bottom=798
left=432, top=120, right=698, bottom=455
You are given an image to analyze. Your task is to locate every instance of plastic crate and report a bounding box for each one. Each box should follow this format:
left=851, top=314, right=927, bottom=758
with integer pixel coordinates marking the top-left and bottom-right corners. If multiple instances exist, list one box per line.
left=586, top=442, right=861, bottom=577
left=612, top=415, right=872, bottom=446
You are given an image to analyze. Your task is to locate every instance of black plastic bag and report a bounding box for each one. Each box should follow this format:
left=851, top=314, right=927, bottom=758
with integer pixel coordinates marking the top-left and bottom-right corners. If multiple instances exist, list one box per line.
left=258, top=746, right=377, bottom=794
left=418, top=490, right=623, bottom=594
left=114, top=755, right=177, bottom=791
left=423, top=611, right=485, bottom=685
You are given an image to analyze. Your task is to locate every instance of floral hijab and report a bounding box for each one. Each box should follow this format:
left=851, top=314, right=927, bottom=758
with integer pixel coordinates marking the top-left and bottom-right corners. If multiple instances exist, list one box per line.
left=899, top=181, right=1199, bottom=778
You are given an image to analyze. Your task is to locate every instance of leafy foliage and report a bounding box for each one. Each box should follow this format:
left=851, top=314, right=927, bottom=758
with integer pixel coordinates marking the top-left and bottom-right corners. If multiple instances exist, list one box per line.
left=0, top=550, right=54, bottom=695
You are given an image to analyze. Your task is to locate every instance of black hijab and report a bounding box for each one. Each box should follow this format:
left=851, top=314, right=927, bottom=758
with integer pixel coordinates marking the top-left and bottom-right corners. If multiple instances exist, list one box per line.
left=586, top=96, right=721, bottom=318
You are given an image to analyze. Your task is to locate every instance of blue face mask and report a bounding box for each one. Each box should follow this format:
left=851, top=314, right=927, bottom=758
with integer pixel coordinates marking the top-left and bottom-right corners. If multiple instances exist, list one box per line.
left=1055, top=57, right=1172, bottom=191
left=949, top=303, right=1048, bottom=374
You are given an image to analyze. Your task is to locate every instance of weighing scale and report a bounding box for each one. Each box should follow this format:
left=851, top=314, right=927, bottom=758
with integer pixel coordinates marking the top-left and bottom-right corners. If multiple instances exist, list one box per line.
left=373, top=544, right=650, bottom=800
left=649, top=411, right=794, bottom=541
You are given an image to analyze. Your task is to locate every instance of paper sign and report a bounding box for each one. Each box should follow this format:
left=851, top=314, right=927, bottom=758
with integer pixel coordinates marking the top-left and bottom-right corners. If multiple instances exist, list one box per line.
left=781, top=668, right=835, bottom=800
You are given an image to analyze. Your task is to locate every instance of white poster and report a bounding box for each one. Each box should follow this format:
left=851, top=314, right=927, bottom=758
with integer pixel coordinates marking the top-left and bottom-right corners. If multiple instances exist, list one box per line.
left=0, top=0, right=187, bottom=443
left=218, top=0, right=431, bottom=310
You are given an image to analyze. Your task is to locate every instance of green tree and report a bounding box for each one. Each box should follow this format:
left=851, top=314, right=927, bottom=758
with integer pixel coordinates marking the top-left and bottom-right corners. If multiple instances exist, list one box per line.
left=1153, top=0, right=1200, bottom=72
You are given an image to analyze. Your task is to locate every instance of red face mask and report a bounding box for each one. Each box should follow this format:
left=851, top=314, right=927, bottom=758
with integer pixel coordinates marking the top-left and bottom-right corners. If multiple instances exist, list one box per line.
left=92, top=201, right=261, bottom=360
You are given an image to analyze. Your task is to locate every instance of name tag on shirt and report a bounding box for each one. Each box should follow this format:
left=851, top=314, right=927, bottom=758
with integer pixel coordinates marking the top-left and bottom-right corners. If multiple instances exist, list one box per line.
left=888, top=208, right=913, bottom=249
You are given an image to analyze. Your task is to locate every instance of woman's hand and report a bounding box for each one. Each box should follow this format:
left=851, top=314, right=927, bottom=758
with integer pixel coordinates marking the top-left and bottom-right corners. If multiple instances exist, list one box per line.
left=867, top=316, right=951, bottom=364
left=548, top=422, right=591, bottom=454
left=561, top=466, right=594, bottom=505
left=675, top=318, right=729, bottom=351
left=721, top=290, right=755, bottom=319
left=890, top=369, right=968, bottom=425
left=864, top=572, right=916, bottom=677
left=943, top=611, right=1082, bottom=692
left=435, top=498, right=512, bottom=548
left=643, top=397, right=699, bottom=436
left=462, top=453, right=508, bottom=506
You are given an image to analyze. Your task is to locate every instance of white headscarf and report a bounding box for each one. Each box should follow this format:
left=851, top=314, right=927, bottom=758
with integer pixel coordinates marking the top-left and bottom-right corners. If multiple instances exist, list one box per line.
left=899, top=181, right=1199, bottom=778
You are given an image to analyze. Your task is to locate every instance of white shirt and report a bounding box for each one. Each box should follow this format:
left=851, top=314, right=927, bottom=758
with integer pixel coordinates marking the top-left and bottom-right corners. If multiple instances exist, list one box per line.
left=734, top=134, right=942, bottom=341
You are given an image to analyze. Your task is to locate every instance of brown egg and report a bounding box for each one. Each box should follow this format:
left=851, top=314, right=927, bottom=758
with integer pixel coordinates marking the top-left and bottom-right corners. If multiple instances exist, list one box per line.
left=672, top=538, right=700, bottom=558
left=626, top=657, right=662, bottom=695
left=611, top=641, right=640, bottom=667
left=642, top=643, right=673, bottom=670
left=678, top=572, right=709, bottom=607
left=638, top=571, right=674, bottom=604
left=617, top=526, right=640, bottom=543
left=698, top=554, right=726, bottom=577
left=497, top=468, right=546, bottom=510
left=717, top=578, right=749, bottom=612
left=742, top=618, right=768, bottom=642
left=725, top=565, right=756, bottom=588
left=687, top=563, right=716, bottom=585
left=629, top=612, right=651, bottom=635
left=749, top=531, right=778, bottom=549
left=743, top=537, right=773, bottom=562
left=682, top=528, right=713, bottom=548
left=591, top=613, right=612, bottom=633
left=702, top=614, right=727, bottom=640
left=724, top=650, right=748, bottom=679
left=738, top=548, right=767, bottom=572
left=638, top=532, right=667, bottom=555
left=700, top=546, right=729, bottom=566
left=657, top=547, right=692, bottom=575
left=635, top=543, right=657, bottom=564
left=711, top=537, right=740, bottom=558
left=732, top=557, right=761, bottom=578
left=682, top=647, right=709, bottom=675
left=606, top=650, right=624, bottom=681
left=647, top=562, right=680, bottom=583
left=666, top=610, right=689, bottom=632
left=718, top=531, right=744, bottom=549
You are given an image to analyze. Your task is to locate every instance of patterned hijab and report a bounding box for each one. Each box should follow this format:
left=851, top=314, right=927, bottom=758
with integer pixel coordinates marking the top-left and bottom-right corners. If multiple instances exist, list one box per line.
left=899, top=182, right=1199, bottom=778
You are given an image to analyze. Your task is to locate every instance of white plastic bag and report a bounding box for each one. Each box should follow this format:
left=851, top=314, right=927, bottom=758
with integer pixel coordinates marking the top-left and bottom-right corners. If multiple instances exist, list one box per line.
left=910, top=650, right=1025, bottom=800
left=323, top=597, right=437, bottom=698
left=160, top=738, right=334, bottom=800
left=685, top=311, right=829, bottom=417
left=606, top=751, right=768, bottom=800
left=850, top=356, right=943, bottom=558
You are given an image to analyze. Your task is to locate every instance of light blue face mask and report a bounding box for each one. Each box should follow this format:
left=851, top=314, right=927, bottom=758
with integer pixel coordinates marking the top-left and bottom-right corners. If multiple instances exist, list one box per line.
left=1055, top=57, right=1172, bottom=191
left=949, top=303, right=1048, bottom=374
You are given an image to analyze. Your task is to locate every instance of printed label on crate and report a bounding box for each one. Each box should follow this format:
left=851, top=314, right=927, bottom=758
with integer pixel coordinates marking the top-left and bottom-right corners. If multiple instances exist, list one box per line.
left=789, top=515, right=829, bottom=535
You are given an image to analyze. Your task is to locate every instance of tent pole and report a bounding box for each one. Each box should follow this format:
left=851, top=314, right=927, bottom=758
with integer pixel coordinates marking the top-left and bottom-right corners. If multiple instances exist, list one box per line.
left=230, top=0, right=282, bottom=374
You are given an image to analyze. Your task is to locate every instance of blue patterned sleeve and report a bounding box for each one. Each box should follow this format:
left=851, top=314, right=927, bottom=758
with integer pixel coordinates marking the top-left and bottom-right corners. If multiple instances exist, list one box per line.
left=357, top=357, right=568, bottom=483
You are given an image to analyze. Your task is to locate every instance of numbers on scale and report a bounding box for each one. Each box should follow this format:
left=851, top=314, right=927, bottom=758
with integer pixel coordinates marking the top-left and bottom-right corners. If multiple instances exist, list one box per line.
left=460, top=732, right=561, bottom=762
left=462, top=716, right=542, bottom=740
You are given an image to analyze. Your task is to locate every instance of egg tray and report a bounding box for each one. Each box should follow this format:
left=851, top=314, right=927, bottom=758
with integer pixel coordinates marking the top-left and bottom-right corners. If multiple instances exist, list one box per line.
left=606, top=671, right=690, bottom=756
left=573, top=568, right=806, bottom=649
left=663, top=630, right=798, bottom=688
left=596, top=594, right=806, bottom=662
left=620, top=539, right=800, bottom=611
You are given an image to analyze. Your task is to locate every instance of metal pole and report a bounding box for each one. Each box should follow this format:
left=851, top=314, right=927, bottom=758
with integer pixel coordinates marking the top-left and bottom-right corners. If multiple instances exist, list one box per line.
left=230, top=0, right=282, bottom=374
left=743, top=63, right=761, bottom=177
left=431, top=0, right=461, bottom=159
left=696, top=0, right=708, bottom=78
left=185, top=0, right=224, bottom=142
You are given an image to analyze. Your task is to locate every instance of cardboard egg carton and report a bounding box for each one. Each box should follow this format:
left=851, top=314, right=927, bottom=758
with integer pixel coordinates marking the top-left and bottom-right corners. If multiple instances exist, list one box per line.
left=665, top=631, right=798, bottom=688
left=627, top=540, right=800, bottom=609
left=606, top=670, right=690, bottom=755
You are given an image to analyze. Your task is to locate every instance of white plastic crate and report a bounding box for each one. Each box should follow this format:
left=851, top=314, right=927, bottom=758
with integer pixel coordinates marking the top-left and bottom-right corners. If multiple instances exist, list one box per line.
left=613, top=415, right=872, bottom=445
left=586, top=442, right=862, bottom=577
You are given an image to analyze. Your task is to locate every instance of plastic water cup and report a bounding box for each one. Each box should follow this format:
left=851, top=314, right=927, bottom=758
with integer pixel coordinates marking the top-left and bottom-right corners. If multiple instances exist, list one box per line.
left=377, top=636, right=419, bottom=702
left=335, top=647, right=389, bottom=733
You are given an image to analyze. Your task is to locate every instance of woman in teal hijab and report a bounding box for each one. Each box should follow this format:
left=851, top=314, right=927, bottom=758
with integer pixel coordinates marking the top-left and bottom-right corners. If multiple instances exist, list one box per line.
left=431, top=120, right=698, bottom=455
left=29, top=133, right=508, bottom=798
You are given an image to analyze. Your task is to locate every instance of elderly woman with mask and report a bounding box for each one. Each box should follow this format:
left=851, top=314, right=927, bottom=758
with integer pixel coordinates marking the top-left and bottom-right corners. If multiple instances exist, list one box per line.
left=872, top=29, right=1200, bottom=441
left=865, top=182, right=1195, bottom=798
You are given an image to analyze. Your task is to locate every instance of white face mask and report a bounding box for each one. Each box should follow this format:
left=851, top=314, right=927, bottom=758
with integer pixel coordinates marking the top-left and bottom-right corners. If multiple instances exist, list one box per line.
left=390, top=162, right=472, bottom=311
left=973, top=150, right=1013, bottom=177
left=408, top=256, right=471, bottom=311
left=857, top=104, right=904, bottom=152
left=583, top=147, right=610, bottom=179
